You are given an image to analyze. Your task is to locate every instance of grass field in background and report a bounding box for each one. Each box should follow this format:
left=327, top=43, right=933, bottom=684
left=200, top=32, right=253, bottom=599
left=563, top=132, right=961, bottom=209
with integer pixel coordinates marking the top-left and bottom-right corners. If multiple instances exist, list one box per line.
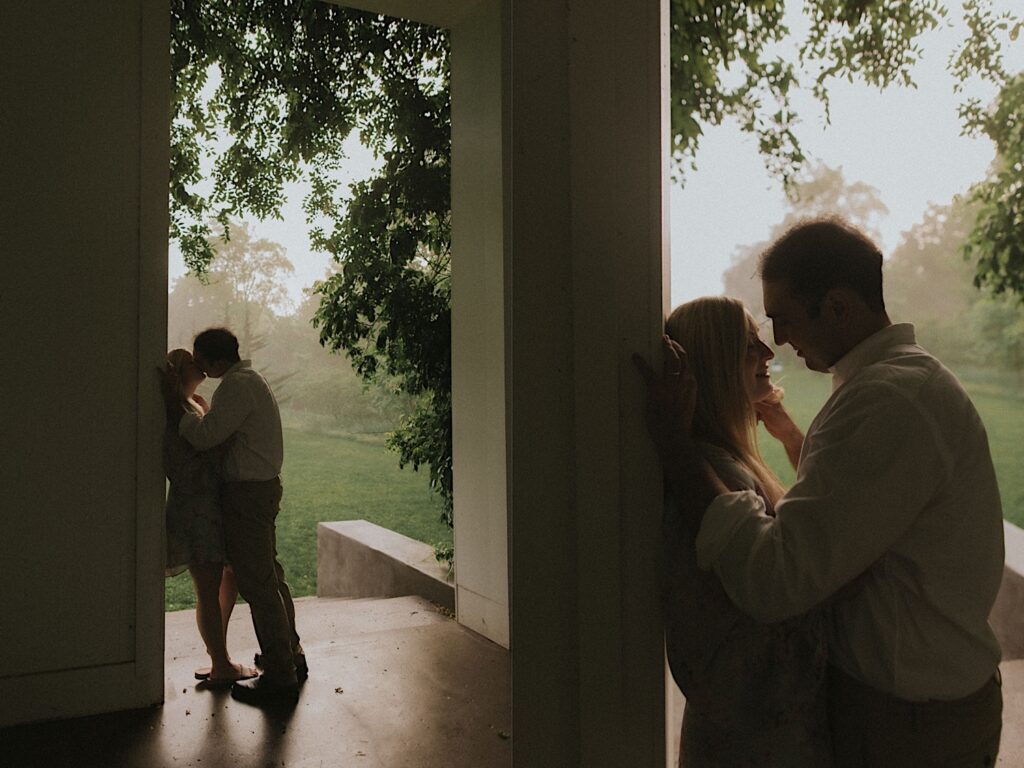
left=165, top=427, right=450, bottom=612
left=756, top=363, right=1024, bottom=528
left=957, top=370, right=1024, bottom=529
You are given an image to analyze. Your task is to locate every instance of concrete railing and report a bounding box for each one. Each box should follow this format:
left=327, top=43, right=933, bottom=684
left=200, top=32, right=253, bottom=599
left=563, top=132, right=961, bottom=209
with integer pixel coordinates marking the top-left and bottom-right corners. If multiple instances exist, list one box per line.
left=316, top=520, right=455, bottom=612
left=991, top=520, right=1024, bottom=660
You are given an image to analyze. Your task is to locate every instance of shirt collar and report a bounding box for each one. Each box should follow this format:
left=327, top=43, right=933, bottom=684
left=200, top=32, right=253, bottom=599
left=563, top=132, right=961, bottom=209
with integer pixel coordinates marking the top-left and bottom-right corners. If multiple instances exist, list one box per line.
left=829, top=323, right=916, bottom=391
left=225, top=359, right=251, bottom=376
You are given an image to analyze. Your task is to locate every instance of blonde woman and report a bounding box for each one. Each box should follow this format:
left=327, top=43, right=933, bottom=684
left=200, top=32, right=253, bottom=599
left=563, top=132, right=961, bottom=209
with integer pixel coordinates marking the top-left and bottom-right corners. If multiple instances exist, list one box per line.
left=163, top=349, right=256, bottom=685
left=661, top=297, right=830, bottom=767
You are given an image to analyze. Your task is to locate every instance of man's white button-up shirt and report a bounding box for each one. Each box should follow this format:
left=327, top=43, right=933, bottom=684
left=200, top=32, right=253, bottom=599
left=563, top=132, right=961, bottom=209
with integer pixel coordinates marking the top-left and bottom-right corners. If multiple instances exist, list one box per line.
left=696, top=324, right=1004, bottom=701
left=179, top=360, right=284, bottom=482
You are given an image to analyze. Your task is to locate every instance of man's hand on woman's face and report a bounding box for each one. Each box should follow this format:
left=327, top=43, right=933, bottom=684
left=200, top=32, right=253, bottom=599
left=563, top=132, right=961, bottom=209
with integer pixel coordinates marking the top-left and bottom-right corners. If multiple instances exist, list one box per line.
left=753, top=388, right=800, bottom=439
left=754, top=387, right=804, bottom=470
left=632, top=335, right=699, bottom=461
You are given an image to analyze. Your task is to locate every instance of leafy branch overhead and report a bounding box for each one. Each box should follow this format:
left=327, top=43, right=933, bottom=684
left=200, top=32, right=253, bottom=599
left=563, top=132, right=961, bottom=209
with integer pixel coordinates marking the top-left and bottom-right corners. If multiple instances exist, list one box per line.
left=950, top=0, right=1024, bottom=298
left=170, top=0, right=1022, bottom=545
left=171, top=1, right=454, bottom=532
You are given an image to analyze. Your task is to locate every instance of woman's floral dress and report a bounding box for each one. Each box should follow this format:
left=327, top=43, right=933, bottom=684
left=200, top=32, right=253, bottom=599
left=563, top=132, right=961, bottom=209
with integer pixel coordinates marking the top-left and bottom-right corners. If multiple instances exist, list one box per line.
left=664, top=443, right=831, bottom=767
left=163, top=426, right=227, bottom=576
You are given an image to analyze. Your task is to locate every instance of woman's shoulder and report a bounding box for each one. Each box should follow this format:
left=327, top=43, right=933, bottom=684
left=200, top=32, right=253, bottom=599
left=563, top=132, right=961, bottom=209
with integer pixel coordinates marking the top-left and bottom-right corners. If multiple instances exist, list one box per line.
left=694, top=441, right=734, bottom=463
left=694, top=441, right=756, bottom=492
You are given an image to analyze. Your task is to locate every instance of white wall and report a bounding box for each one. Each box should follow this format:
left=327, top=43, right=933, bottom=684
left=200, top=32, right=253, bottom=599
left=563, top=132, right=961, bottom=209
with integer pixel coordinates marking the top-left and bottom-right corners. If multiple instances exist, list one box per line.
left=0, top=0, right=168, bottom=725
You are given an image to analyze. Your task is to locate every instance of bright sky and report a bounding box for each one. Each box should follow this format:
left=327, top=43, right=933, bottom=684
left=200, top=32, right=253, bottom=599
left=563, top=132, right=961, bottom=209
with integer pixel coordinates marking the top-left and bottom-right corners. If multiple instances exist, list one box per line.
left=671, top=0, right=1023, bottom=304
left=169, top=1, right=1022, bottom=310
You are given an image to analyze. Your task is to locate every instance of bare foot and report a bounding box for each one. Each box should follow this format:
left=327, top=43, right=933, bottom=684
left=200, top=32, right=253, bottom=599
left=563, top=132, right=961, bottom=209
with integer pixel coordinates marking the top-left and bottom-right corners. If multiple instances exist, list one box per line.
left=199, top=663, right=258, bottom=689
left=209, top=662, right=258, bottom=683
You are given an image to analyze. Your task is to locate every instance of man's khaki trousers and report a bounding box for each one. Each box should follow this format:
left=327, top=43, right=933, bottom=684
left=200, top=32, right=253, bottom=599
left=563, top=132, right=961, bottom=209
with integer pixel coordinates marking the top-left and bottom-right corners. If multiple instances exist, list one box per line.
left=222, top=478, right=300, bottom=686
left=829, top=664, right=1002, bottom=767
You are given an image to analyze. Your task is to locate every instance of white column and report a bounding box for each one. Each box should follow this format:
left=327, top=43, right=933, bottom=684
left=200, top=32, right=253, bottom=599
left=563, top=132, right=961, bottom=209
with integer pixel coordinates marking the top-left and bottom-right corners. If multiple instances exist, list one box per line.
left=324, top=0, right=513, bottom=647
left=449, top=0, right=511, bottom=646
left=0, top=0, right=169, bottom=725
left=506, top=0, right=670, bottom=765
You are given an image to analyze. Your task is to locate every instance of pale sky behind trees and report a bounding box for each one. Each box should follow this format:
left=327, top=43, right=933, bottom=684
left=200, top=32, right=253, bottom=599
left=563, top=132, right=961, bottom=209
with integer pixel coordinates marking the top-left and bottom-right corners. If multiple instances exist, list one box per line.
left=169, top=0, right=1023, bottom=310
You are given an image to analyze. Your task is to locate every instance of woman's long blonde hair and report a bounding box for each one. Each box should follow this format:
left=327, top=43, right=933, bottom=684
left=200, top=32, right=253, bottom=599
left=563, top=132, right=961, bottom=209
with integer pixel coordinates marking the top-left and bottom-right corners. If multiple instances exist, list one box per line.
left=665, top=296, right=785, bottom=505
left=165, top=348, right=204, bottom=417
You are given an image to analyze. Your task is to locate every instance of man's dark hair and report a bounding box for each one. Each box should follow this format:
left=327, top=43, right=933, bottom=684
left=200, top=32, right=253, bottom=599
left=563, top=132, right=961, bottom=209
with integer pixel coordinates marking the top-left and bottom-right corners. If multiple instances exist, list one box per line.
left=193, top=327, right=241, bottom=364
left=758, top=216, right=886, bottom=315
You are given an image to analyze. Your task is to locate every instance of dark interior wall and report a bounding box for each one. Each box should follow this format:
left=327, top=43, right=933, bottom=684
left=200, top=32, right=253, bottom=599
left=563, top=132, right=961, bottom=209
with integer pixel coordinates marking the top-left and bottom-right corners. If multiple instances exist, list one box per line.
left=0, top=0, right=168, bottom=725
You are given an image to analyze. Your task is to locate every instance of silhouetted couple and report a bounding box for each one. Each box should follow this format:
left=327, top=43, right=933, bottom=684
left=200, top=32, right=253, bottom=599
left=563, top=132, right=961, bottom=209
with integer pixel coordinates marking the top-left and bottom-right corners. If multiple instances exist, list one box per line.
left=162, top=327, right=306, bottom=706
left=636, top=218, right=1004, bottom=767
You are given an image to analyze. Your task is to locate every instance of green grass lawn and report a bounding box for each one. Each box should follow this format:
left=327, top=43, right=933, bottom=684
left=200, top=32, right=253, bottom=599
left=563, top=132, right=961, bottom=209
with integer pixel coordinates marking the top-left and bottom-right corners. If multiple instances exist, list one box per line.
left=756, top=363, right=1024, bottom=528
left=165, top=428, right=450, bottom=612
left=955, top=369, right=1024, bottom=528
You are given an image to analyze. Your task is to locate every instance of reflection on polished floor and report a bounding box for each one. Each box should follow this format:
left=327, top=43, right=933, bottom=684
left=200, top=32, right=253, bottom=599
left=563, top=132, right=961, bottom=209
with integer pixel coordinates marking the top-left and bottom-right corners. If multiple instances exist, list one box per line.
left=0, top=596, right=511, bottom=768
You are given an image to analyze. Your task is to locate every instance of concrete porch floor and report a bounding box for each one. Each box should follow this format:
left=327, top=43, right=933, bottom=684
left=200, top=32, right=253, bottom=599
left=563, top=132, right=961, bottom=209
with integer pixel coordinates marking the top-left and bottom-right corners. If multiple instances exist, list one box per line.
left=0, top=596, right=511, bottom=768
left=3, top=595, right=1023, bottom=767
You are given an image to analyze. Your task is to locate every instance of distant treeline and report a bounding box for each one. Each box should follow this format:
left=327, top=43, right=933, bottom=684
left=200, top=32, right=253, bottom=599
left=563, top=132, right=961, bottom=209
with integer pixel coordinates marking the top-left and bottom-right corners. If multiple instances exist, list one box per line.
left=168, top=220, right=413, bottom=435
left=722, top=165, right=1024, bottom=381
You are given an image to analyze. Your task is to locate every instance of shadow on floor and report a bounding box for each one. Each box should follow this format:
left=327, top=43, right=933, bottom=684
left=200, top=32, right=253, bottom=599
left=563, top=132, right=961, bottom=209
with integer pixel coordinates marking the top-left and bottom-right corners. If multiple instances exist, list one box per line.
left=0, top=596, right=511, bottom=768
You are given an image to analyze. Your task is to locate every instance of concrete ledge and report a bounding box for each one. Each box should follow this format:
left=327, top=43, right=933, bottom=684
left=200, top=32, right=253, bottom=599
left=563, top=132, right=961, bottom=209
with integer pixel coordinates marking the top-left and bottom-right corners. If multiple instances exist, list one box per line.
left=317, top=520, right=454, bottom=612
left=992, top=521, right=1024, bottom=660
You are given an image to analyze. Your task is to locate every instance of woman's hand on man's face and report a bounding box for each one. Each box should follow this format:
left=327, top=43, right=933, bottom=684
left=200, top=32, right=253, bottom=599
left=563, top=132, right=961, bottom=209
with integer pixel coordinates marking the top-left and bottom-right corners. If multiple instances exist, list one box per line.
left=632, top=335, right=699, bottom=462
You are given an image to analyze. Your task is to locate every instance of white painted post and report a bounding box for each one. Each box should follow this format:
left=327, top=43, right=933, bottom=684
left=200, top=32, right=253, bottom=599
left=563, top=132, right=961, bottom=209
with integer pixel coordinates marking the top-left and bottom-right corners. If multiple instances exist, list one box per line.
left=506, top=0, right=670, bottom=764
left=450, top=0, right=511, bottom=647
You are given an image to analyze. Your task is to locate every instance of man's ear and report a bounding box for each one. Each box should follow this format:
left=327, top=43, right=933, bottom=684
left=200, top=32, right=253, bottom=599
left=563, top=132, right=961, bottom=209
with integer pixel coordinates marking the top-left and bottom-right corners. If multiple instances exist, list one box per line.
left=821, top=288, right=852, bottom=326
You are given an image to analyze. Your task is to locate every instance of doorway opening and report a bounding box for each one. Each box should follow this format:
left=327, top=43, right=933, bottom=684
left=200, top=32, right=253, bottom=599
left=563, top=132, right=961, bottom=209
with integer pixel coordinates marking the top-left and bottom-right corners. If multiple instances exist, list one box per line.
left=164, top=5, right=455, bottom=623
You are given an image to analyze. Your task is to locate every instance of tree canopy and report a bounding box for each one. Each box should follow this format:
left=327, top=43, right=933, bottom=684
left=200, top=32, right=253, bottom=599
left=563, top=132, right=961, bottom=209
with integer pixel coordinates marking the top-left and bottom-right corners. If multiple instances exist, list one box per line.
left=170, top=0, right=1022, bottom=551
left=168, top=219, right=294, bottom=351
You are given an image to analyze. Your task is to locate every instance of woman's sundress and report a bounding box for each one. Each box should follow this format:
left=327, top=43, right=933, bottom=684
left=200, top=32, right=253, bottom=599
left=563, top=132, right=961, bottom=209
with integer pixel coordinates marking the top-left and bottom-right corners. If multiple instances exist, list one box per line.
left=163, top=426, right=226, bottom=576
left=665, top=443, right=831, bottom=767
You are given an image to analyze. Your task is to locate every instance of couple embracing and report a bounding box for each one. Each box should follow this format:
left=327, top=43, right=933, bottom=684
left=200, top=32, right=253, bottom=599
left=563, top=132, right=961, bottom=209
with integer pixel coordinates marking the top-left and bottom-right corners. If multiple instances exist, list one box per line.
left=636, top=218, right=1004, bottom=767
left=161, top=327, right=307, bottom=705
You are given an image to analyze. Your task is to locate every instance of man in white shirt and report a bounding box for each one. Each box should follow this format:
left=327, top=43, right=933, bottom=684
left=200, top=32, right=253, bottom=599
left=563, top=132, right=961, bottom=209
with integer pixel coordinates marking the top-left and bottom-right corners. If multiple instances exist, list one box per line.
left=180, top=327, right=304, bottom=705
left=639, top=218, right=1004, bottom=766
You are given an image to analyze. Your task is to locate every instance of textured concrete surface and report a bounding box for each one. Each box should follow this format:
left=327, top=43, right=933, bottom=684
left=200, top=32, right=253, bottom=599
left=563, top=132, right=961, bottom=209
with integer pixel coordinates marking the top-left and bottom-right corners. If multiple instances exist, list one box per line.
left=317, top=521, right=455, bottom=611
left=1000, top=659, right=1024, bottom=766
left=992, top=522, right=1024, bottom=661
left=0, top=596, right=510, bottom=768
left=4, top=595, right=1020, bottom=767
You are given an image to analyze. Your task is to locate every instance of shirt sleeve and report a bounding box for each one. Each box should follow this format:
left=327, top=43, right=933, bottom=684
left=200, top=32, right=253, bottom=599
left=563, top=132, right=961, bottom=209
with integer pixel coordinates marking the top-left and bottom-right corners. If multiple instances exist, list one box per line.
left=695, top=379, right=947, bottom=623
left=178, top=375, right=251, bottom=450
